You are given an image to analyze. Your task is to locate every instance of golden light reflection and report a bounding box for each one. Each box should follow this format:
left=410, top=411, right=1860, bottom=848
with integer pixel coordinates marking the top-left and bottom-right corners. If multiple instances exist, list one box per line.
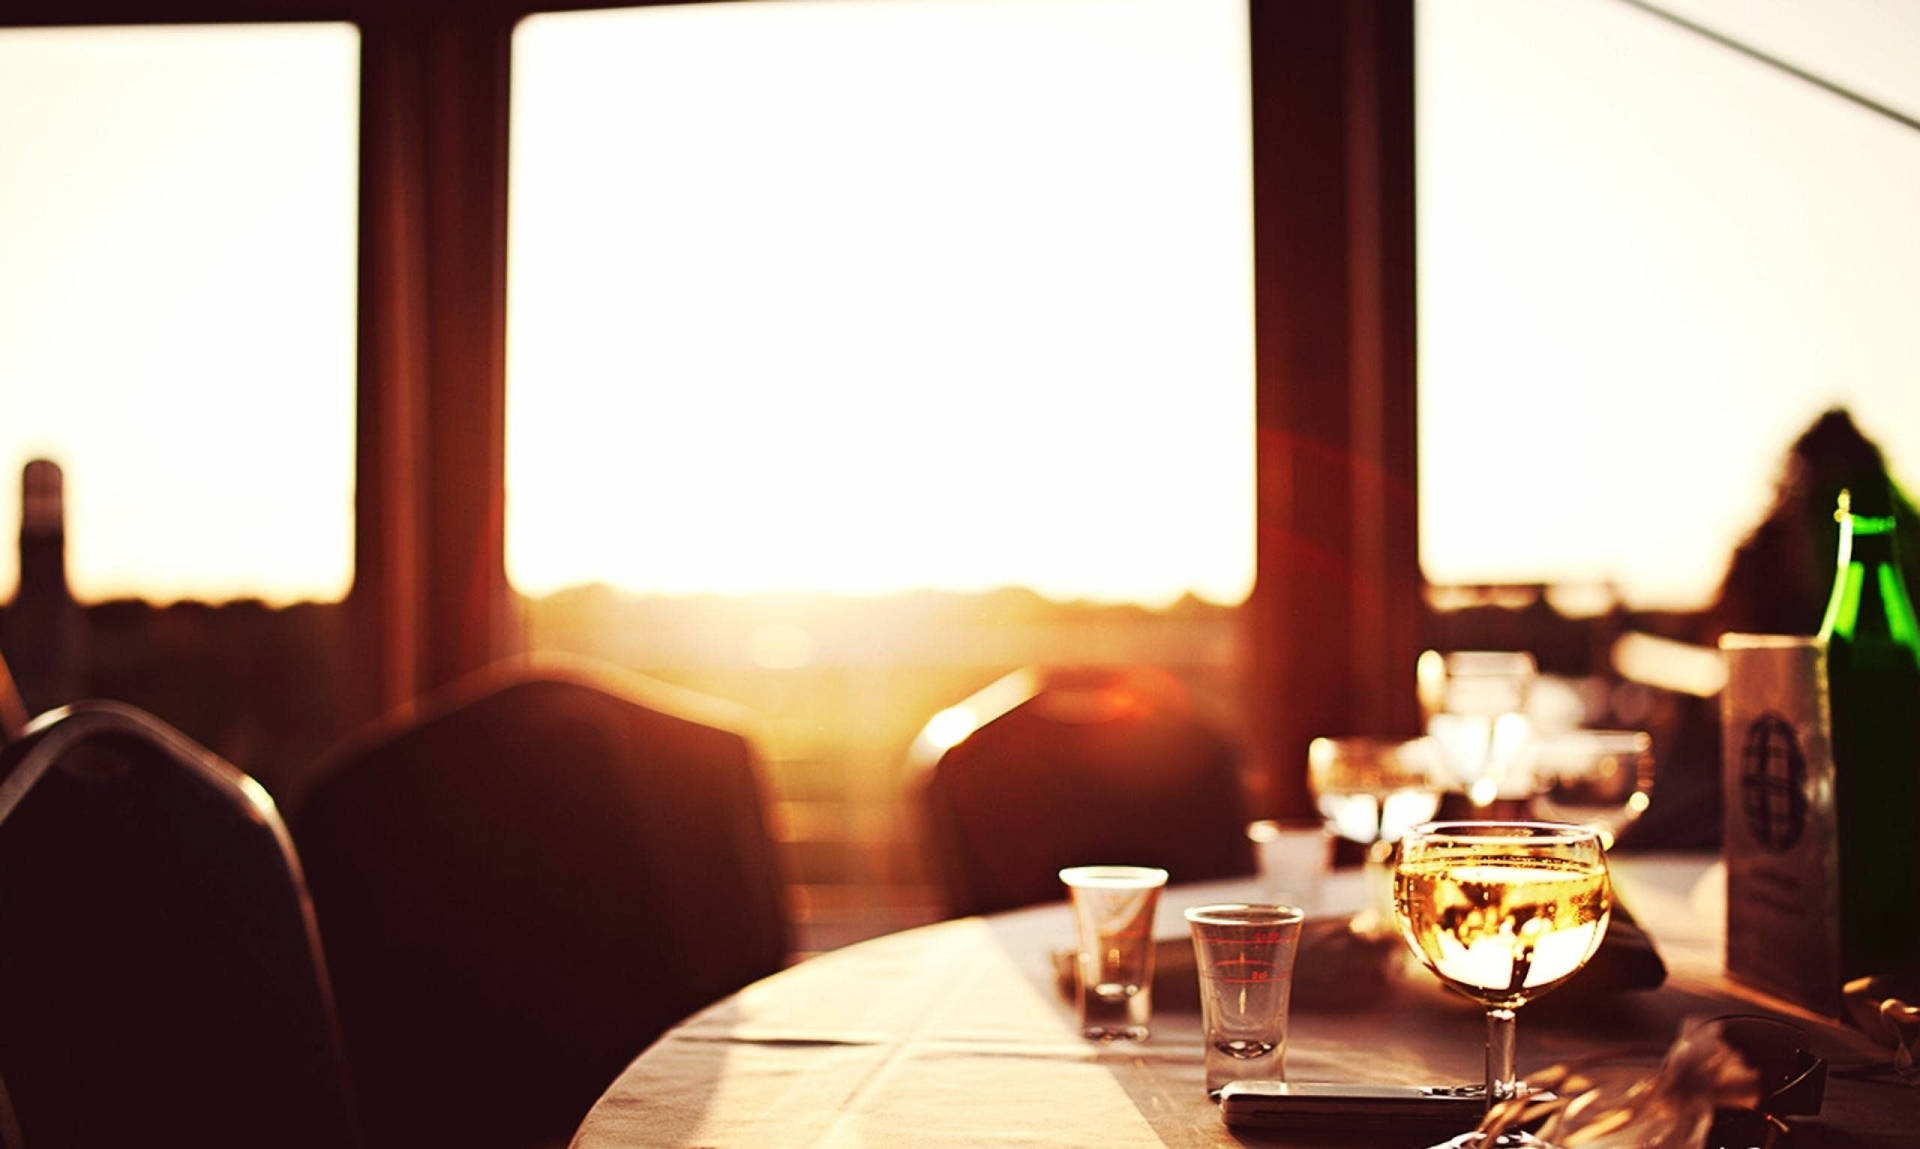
left=919, top=707, right=979, bottom=754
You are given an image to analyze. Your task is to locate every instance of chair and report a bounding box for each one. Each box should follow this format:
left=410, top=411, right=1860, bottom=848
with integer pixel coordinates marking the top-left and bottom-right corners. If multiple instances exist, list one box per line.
left=293, top=657, right=789, bottom=1149
left=911, top=666, right=1255, bottom=918
left=0, top=702, right=361, bottom=1149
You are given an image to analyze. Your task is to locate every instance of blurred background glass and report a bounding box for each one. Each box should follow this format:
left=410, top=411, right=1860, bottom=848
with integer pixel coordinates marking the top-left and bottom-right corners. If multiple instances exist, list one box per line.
left=1528, top=728, right=1656, bottom=848
left=1308, top=735, right=1442, bottom=849
left=1420, top=650, right=1538, bottom=807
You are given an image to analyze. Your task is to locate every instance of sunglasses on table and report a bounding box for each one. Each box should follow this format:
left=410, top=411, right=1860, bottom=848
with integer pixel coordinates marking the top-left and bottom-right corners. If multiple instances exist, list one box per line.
left=1704, top=1014, right=1827, bottom=1149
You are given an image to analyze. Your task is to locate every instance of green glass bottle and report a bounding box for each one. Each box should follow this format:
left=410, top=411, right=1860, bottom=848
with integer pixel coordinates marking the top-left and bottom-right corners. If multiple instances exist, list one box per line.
left=1818, top=482, right=1920, bottom=974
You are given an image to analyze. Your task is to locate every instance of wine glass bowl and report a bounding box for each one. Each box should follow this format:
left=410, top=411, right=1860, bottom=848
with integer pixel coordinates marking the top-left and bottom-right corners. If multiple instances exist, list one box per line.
left=1307, top=735, right=1442, bottom=847
left=1526, top=729, right=1654, bottom=848
left=1309, top=735, right=1441, bottom=933
left=1419, top=652, right=1538, bottom=807
left=1392, top=821, right=1611, bottom=1113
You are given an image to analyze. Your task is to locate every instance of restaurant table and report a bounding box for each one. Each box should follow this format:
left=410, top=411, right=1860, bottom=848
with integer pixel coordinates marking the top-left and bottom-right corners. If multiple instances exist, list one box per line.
left=570, top=855, right=1920, bottom=1147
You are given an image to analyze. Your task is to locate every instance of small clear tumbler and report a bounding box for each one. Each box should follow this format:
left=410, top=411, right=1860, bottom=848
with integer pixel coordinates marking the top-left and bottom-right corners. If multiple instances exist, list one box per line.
left=1060, top=865, right=1169, bottom=1041
left=1185, top=903, right=1306, bottom=1098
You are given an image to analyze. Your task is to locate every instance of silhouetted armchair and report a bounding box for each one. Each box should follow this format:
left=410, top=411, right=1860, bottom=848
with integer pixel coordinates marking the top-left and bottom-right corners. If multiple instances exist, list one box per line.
left=911, top=666, right=1255, bottom=918
left=0, top=702, right=361, bottom=1149
left=293, top=657, right=789, bottom=1149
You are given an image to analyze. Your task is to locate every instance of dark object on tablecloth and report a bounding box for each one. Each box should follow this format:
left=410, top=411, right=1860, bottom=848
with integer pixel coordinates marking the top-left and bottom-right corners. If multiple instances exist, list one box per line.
left=1568, top=903, right=1669, bottom=997
left=0, top=702, right=363, bottom=1149
left=914, top=666, right=1255, bottom=918
left=295, top=657, right=789, bottom=1149
left=1220, top=1080, right=1486, bottom=1141
left=1055, top=909, right=1665, bottom=1015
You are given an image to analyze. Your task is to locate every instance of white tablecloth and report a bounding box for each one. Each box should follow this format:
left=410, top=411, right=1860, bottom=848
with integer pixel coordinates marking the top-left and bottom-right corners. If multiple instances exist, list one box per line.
left=571, top=856, right=1916, bottom=1147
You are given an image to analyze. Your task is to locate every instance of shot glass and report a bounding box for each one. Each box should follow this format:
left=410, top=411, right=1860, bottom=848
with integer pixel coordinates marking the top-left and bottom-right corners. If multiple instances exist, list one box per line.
left=1059, top=865, right=1169, bottom=1041
left=1185, top=903, right=1306, bottom=1098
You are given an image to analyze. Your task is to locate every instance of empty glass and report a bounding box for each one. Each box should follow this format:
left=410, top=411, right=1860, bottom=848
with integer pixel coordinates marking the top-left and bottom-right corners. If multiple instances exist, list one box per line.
left=1420, top=651, right=1538, bottom=807
left=1186, top=903, right=1306, bottom=1098
left=1060, top=865, right=1168, bottom=1041
left=1308, top=735, right=1440, bottom=932
left=1526, top=729, right=1655, bottom=848
left=1308, top=735, right=1443, bottom=847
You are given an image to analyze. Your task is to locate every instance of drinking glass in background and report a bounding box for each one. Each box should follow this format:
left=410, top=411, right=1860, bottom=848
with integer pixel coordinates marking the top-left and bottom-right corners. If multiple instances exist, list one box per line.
left=1526, top=729, right=1655, bottom=848
left=1392, top=822, right=1612, bottom=1144
left=1309, top=735, right=1443, bottom=846
left=1059, top=865, right=1168, bottom=1041
left=1308, top=735, right=1440, bottom=931
left=1420, top=651, right=1537, bottom=809
left=1186, top=903, right=1305, bottom=1098
left=1245, top=819, right=1331, bottom=911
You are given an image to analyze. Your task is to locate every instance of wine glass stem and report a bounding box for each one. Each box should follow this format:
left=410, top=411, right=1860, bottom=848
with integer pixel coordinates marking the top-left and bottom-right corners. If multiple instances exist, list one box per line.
left=1485, top=1007, right=1519, bottom=1104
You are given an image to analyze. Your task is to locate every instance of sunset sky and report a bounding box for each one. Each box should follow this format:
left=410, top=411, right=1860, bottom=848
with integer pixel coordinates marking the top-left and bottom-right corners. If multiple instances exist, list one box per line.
left=0, top=0, right=1914, bottom=609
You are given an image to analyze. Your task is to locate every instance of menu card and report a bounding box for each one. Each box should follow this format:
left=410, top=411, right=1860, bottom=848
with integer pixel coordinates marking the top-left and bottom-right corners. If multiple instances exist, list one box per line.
left=1719, top=634, right=1843, bottom=1016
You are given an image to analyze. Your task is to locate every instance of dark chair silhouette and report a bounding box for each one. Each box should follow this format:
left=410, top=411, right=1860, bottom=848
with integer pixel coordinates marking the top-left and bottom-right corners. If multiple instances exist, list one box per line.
left=911, top=666, right=1255, bottom=918
left=293, top=657, right=789, bottom=1149
left=0, top=702, right=361, bottom=1149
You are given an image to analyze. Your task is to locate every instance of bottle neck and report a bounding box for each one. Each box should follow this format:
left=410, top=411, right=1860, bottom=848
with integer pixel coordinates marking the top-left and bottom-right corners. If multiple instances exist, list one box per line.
left=1855, top=515, right=1898, bottom=532
left=1822, top=512, right=1920, bottom=654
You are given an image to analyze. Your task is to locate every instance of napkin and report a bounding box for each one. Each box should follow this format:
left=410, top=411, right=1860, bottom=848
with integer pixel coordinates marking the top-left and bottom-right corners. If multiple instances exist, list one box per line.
left=1562, top=908, right=1669, bottom=997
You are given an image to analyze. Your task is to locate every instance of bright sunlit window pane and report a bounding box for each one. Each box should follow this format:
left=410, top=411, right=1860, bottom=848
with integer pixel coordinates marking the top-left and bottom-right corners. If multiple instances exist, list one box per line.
left=1418, top=0, right=1920, bottom=609
left=507, top=0, right=1253, bottom=607
left=0, top=25, right=359, bottom=605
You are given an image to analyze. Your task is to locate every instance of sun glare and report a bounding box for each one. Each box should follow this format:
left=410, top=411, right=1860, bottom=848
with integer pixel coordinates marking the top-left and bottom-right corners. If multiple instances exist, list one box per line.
left=505, top=0, right=1256, bottom=608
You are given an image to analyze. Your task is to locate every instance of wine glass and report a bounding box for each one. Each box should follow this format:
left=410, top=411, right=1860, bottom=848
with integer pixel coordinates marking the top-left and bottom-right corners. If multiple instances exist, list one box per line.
left=1420, top=652, right=1537, bottom=808
left=1308, top=735, right=1443, bottom=846
left=1307, top=736, right=1441, bottom=932
left=1525, top=729, right=1655, bottom=849
left=1392, top=822, right=1612, bottom=1143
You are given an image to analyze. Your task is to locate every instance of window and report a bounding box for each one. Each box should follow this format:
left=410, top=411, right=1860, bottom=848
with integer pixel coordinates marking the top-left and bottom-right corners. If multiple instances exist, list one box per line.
left=1418, top=0, right=1920, bottom=609
left=507, top=0, right=1254, bottom=946
left=507, top=0, right=1254, bottom=607
left=0, top=24, right=359, bottom=605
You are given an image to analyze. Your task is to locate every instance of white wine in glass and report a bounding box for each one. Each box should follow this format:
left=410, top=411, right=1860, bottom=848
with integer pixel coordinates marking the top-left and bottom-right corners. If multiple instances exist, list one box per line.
left=1392, top=822, right=1611, bottom=1139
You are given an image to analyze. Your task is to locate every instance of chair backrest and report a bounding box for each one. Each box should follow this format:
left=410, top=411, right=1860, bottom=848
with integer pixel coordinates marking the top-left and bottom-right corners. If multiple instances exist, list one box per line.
left=914, top=666, right=1254, bottom=917
left=0, top=702, right=361, bottom=1149
left=293, top=657, right=789, bottom=1149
